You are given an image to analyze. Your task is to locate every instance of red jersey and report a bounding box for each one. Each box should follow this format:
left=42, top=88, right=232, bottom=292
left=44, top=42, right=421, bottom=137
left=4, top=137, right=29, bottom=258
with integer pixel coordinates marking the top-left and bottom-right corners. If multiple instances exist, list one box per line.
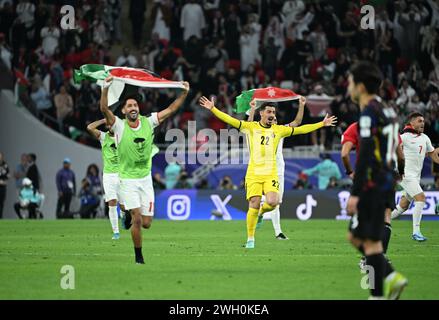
left=342, top=122, right=402, bottom=161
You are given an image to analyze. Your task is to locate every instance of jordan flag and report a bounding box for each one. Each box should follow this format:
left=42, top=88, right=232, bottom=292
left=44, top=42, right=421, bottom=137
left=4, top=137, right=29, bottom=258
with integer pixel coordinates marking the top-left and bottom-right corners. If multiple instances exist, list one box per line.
left=73, top=64, right=185, bottom=106
left=234, top=87, right=300, bottom=114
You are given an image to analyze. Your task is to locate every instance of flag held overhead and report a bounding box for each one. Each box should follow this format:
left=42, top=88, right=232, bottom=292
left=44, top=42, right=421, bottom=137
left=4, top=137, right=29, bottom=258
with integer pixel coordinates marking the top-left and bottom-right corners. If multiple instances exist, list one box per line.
left=234, top=87, right=300, bottom=114
left=74, top=64, right=186, bottom=107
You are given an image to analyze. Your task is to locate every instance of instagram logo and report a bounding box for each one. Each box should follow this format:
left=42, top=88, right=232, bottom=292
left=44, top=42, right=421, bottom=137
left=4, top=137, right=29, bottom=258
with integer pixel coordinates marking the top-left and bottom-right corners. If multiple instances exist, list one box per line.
left=167, top=195, right=191, bottom=220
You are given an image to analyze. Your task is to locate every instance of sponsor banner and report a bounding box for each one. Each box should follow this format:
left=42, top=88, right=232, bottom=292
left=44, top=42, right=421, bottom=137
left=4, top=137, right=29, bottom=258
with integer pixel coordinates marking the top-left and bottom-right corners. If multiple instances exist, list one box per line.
left=155, top=190, right=439, bottom=220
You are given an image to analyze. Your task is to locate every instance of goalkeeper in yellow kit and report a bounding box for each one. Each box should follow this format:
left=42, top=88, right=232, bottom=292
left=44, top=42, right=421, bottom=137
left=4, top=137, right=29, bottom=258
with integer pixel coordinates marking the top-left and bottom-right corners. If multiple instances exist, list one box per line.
left=198, top=96, right=337, bottom=248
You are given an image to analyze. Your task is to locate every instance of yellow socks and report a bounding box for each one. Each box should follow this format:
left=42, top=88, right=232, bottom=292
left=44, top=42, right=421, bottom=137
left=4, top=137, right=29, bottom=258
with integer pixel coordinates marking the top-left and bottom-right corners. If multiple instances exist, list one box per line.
left=260, top=202, right=275, bottom=215
left=246, top=208, right=259, bottom=240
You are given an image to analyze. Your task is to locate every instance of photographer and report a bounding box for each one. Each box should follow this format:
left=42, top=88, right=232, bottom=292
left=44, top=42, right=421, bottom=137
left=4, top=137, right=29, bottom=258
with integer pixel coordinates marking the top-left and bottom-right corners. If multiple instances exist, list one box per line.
left=218, top=175, right=237, bottom=190
left=14, top=178, right=41, bottom=219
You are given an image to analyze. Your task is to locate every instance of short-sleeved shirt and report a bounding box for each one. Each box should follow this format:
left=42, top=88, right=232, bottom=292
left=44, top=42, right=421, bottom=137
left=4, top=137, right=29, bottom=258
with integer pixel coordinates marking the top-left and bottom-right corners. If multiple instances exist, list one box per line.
left=239, top=121, right=293, bottom=178
left=111, top=113, right=159, bottom=145
left=401, top=131, right=434, bottom=181
left=111, top=114, right=160, bottom=179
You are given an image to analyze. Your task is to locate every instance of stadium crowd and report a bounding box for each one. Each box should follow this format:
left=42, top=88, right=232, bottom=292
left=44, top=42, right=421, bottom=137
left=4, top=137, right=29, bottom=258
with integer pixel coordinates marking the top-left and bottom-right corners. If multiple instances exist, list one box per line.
left=1, top=0, right=439, bottom=150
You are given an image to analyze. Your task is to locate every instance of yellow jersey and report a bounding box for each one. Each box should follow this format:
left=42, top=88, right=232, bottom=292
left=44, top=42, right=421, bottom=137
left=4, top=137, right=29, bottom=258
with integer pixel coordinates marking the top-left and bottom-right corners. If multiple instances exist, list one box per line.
left=239, top=121, right=293, bottom=178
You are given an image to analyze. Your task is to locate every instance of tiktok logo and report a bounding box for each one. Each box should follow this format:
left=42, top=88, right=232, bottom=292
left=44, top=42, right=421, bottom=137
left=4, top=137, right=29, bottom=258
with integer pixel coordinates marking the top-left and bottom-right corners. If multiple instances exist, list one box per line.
left=296, top=195, right=317, bottom=221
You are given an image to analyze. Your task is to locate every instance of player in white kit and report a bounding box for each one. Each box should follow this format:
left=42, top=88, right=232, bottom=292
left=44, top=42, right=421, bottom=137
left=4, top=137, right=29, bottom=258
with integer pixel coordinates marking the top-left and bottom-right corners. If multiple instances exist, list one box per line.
left=247, top=97, right=306, bottom=239
left=391, top=112, right=439, bottom=241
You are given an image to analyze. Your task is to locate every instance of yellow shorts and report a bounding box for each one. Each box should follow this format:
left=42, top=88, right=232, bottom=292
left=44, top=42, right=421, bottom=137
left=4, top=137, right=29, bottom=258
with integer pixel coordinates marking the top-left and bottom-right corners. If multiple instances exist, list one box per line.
left=245, top=176, right=280, bottom=200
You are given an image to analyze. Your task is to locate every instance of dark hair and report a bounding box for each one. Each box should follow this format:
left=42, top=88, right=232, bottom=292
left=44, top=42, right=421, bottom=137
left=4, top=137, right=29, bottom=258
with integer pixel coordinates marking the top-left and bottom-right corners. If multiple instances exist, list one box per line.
left=408, top=112, right=424, bottom=122
left=28, top=153, right=36, bottom=161
left=349, top=61, right=383, bottom=94
left=259, top=102, right=278, bottom=110
left=86, top=164, right=99, bottom=177
left=121, top=93, right=142, bottom=108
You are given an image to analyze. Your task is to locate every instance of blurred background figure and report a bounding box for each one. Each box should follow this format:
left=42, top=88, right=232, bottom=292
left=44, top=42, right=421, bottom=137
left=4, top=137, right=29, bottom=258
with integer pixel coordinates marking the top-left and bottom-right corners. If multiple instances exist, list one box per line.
left=55, top=158, right=76, bottom=218
left=78, top=178, right=100, bottom=219
left=303, top=154, right=341, bottom=190
left=0, top=152, right=9, bottom=219
left=165, top=162, right=181, bottom=189
left=293, top=172, right=312, bottom=190
left=218, top=175, right=237, bottom=190
left=14, top=177, right=42, bottom=219
left=13, top=153, right=28, bottom=194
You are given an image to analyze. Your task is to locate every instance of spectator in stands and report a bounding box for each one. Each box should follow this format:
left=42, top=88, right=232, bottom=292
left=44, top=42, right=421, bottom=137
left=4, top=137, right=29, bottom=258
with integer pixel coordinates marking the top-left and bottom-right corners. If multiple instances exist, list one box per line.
left=14, top=177, right=41, bottom=219
left=30, top=82, right=52, bottom=111
left=56, top=158, right=76, bottom=219
left=40, top=20, right=60, bottom=57
left=0, top=32, right=11, bottom=69
left=218, top=175, right=237, bottom=190
left=396, top=78, right=417, bottom=109
left=426, top=92, right=439, bottom=110
left=151, top=0, right=171, bottom=42
left=54, top=85, right=74, bottom=133
left=115, top=47, right=138, bottom=67
left=165, top=162, right=181, bottom=189
left=78, top=178, right=99, bottom=219
left=26, top=153, right=40, bottom=192
left=13, top=153, right=28, bottom=194
left=302, top=154, right=342, bottom=190
left=0, top=152, right=9, bottom=219
left=293, top=172, right=312, bottom=190
left=180, top=0, right=206, bottom=41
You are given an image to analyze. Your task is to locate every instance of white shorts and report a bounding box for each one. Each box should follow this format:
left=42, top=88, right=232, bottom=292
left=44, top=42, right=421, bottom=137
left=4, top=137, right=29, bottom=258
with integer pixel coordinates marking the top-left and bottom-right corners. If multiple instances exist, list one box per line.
left=400, top=179, right=423, bottom=202
left=103, top=173, right=123, bottom=204
left=120, top=174, right=155, bottom=216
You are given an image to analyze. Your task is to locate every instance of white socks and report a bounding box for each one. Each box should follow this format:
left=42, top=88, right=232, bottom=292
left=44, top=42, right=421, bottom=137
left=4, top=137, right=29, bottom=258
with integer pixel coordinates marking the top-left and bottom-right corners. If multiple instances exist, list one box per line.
left=412, top=201, right=424, bottom=234
left=109, top=206, right=119, bottom=234
left=271, top=206, right=282, bottom=236
left=391, top=205, right=406, bottom=219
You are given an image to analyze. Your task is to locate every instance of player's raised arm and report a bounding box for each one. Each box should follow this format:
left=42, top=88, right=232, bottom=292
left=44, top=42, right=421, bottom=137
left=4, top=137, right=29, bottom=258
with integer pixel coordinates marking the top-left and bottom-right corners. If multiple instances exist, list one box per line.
left=288, top=96, right=306, bottom=128
left=198, top=96, right=242, bottom=129
left=247, top=99, right=257, bottom=122
left=157, top=82, right=190, bottom=124
left=100, top=76, right=116, bottom=126
left=86, top=119, right=106, bottom=139
left=292, top=114, right=337, bottom=135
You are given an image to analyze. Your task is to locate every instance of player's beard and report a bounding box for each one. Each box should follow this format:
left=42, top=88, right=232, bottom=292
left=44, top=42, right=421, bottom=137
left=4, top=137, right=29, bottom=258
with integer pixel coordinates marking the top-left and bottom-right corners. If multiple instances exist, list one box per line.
left=126, top=110, right=139, bottom=122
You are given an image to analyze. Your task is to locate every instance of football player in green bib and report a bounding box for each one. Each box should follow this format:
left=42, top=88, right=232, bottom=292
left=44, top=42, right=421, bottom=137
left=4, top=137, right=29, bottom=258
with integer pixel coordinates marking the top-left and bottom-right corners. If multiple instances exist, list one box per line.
left=100, top=76, right=190, bottom=264
left=87, top=118, right=125, bottom=240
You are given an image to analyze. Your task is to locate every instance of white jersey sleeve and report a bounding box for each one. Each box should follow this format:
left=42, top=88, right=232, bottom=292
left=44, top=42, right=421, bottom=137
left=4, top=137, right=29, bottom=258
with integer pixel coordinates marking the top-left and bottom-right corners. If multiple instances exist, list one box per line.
left=148, top=112, right=160, bottom=129
left=99, top=131, right=106, bottom=145
left=111, top=116, right=124, bottom=145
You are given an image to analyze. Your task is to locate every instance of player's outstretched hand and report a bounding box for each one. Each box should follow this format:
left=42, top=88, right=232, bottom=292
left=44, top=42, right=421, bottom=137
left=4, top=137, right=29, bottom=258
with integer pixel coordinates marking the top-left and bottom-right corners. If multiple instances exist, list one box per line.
left=250, top=99, right=256, bottom=109
left=323, top=114, right=337, bottom=127
left=181, top=81, right=190, bottom=93
left=299, top=96, right=306, bottom=107
left=199, top=96, right=215, bottom=110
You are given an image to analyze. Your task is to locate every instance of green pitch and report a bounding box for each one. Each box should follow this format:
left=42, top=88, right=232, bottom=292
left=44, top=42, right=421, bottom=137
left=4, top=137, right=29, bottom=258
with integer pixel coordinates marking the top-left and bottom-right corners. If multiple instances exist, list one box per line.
left=0, top=219, right=437, bottom=299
